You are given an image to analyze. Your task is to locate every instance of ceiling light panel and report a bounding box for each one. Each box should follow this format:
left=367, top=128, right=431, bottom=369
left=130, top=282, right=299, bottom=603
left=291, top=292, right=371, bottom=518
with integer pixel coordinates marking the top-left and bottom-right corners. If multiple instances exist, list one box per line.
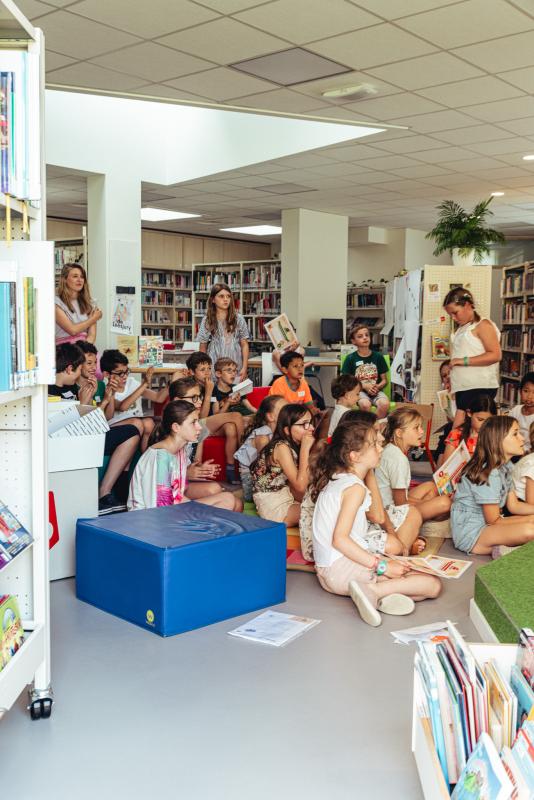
left=230, top=47, right=351, bottom=86
left=220, top=225, right=282, bottom=235
left=141, top=208, right=201, bottom=221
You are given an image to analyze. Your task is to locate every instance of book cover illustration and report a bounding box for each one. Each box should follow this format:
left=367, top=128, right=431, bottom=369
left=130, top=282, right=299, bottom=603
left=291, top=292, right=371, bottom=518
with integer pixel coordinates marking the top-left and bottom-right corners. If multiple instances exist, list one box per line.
left=116, top=334, right=138, bottom=365
left=0, top=594, right=25, bottom=671
left=451, top=732, right=513, bottom=799
left=0, top=500, right=32, bottom=561
left=264, top=313, right=298, bottom=353
left=433, top=440, right=471, bottom=496
left=111, top=293, right=134, bottom=335
left=432, top=335, right=451, bottom=361
left=138, top=336, right=163, bottom=367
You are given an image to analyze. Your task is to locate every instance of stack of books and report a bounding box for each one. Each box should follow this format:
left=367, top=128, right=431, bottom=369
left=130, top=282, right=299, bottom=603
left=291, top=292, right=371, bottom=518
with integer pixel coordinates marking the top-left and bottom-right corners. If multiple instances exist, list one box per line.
left=415, top=622, right=533, bottom=794
left=0, top=263, right=38, bottom=391
left=0, top=50, right=39, bottom=200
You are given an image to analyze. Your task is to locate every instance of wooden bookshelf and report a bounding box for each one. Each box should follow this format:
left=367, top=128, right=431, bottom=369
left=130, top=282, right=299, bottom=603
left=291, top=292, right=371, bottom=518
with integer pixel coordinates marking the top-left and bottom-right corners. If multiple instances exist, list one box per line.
left=500, top=261, right=534, bottom=407
left=346, top=283, right=386, bottom=344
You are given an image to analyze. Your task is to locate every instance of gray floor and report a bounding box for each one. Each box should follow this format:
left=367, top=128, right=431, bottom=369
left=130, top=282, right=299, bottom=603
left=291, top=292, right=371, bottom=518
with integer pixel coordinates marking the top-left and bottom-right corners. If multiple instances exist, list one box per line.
left=2, top=541, right=487, bottom=800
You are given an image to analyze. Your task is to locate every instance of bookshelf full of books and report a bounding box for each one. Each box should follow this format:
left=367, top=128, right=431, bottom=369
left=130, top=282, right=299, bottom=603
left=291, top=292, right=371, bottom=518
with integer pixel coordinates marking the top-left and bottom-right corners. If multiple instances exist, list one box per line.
left=54, top=228, right=87, bottom=288
left=346, top=283, right=386, bottom=344
left=500, top=262, right=534, bottom=407
left=0, top=4, right=54, bottom=722
left=141, top=266, right=193, bottom=345
left=192, top=259, right=282, bottom=350
left=412, top=623, right=534, bottom=799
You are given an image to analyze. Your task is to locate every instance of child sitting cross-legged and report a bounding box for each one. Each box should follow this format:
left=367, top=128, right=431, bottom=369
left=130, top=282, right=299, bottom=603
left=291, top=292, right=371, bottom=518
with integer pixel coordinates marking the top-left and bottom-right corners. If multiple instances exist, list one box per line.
left=213, top=357, right=257, bottom=416
left=440, top=394, right=496, bottom=465
left=341, top=324, right=390, bottom=419
left=328, top=374, right=361, bottom=437
left=234, top=395, right=287, bottom=502
left=510, top=421, right=534, bottom=515
left=100, top=350, right=170, bottom=453
left=451, top=415, right=534, bottom=554
left=509, top=371, right=534, bottom=452
left=251, top=403, right=315, bottom=525
left=127, top=400, right=242, bottom=512
left=269, top=351, right=320, bottom=414
left=310, top=416, right=441, bottom=627
left=376, top=407, right=451, bottom=523
left=185, top=352, right=245, bottom=483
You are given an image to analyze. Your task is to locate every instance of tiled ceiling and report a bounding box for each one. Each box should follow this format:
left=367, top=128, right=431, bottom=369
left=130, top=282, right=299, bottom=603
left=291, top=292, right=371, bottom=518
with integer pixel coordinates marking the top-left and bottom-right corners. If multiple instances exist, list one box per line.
left=36, top=0, right=534, bottom=239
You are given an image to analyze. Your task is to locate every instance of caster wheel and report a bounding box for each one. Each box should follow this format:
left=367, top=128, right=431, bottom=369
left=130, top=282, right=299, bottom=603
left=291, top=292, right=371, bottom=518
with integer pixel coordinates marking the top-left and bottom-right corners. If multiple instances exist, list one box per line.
left=29, top=698, right=53, bottom=720
left=30, top=700, right=42, bottom=720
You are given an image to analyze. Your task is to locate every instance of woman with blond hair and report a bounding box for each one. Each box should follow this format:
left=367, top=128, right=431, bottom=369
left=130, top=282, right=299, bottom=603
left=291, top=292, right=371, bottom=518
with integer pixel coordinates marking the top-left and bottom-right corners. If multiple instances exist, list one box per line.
left=55, top=263, right=102, bottom=344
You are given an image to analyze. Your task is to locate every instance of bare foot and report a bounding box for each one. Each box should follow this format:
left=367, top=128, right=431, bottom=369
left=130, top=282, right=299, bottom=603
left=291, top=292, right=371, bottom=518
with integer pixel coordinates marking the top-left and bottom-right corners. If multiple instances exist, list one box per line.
left=410, top=537, right=426, bottom=555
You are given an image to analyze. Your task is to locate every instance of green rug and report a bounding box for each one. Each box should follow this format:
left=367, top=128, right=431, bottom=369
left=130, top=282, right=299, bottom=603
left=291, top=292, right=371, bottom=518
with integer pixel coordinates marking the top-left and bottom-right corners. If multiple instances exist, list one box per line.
left=474, top=541, right=534, bottom=643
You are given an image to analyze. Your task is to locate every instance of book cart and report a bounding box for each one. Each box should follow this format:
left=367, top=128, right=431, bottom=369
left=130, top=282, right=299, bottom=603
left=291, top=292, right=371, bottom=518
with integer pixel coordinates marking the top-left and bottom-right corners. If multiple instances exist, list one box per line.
left=0, top=1, right=55, bottom=720
left=412, top=642, right=517, bottom=799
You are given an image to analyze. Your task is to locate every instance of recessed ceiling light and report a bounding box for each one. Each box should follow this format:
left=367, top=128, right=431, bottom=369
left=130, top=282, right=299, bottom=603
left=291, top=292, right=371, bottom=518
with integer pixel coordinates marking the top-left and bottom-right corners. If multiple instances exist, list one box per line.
left=491, top=191, right=505, bottom=196
left=522, top=155, right=534, bottom=161
left=220, top=225, right=282, bottom=236
left=140, top=207, right=201, bottom=221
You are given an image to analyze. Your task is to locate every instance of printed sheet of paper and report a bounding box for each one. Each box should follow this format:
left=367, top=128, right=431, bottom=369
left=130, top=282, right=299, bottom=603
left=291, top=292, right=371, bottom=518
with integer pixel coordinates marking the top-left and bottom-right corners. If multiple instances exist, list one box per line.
left=406, top=269, right=422, bottom=322
left=228, top=610, right=320, bottom=647
left=394, top=276, right=406, bottom=338
left=111, top=294, right=134, bottom=335
left=49, top=407, right=109, bottom=438
left=380, top=280, right=395, bottom=335
left=390, top=335, right=406, bottom=388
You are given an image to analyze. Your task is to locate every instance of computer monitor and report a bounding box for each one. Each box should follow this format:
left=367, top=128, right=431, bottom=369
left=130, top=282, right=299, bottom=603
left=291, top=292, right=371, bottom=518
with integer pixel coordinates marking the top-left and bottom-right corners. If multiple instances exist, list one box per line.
left=321, top=318, right=343, bottom=346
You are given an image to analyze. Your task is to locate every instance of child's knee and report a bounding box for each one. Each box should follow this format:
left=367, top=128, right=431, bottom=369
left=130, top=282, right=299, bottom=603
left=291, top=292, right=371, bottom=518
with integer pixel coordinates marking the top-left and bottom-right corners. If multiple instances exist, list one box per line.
left=144, top=418, right=155, bottom=433
left=385, top=536, right=403, bottom=556
left=408, top=506, right=423, bottom=526
left=439, top=494, right=452, bottom=513
left=130, top=418, right=144, bottom=433
left=233, top=496, right=243, bottom=512
left=358, top=398, right=371, bottom=411
left=426, top=576, right=442, bottom=599
left=523, top=522, right=534, bottom=541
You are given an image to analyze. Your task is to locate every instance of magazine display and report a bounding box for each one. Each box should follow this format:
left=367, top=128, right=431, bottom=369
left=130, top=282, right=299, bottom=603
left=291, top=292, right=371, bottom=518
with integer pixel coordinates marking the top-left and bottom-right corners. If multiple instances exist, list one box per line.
left=433, top=439, right=471, bottom=495
left=138, top=335, right=163, bottom=367
left=0, top=501, right=33, bottom=565
left=0, top=595, right=25, bottom=671
left=264, top=314, right=298, bottom=353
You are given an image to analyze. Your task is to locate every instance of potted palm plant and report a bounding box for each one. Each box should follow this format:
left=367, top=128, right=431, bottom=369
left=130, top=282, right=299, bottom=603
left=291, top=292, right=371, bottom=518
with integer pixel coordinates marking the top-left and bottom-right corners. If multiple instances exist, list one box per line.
left=426, top=197, right=505, bottom=266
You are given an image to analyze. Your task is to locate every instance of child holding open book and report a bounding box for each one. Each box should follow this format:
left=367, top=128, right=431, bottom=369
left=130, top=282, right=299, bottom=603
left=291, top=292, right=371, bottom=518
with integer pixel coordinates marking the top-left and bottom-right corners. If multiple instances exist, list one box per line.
left=441, top=394, right=496, bottom=464
left=310, top=416, right=441, bottom=627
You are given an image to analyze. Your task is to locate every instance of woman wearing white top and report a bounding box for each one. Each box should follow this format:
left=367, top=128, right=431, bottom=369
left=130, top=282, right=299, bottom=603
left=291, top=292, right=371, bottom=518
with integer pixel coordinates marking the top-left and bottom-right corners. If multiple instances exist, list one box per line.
left=55, top=263, right=102, bottom=344
left=443, top=287, right=501, bottom=428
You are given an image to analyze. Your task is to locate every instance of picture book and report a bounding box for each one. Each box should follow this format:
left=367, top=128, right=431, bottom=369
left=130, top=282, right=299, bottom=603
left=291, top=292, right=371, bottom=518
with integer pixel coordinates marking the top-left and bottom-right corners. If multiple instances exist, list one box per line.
left=0, top=500, right=32, bottom=562
left=517, top=627, right=534, bottom=690
left=0, top=594, right=25, bottom=671
left=116, top=334, right=138, bottom=365
left=437, top=389, right=457, bottom=420
left=138, top=335, right=163, bottom=367
left=510, top=665, right=534, bottom=730
left=228, top=610, right=320, bottom=647
left=231, top=378, right=253, bottom=397
left=433, top=440, right=471, bottom=495
left=389, top=554, right=472, bottom=579
left=451, top=733, right=513, bottom=799
left=264, top=313, right=298, bottom=353
left=431, top=335, right=451, bottom=361
left=500, top=746, right=530, bottom=799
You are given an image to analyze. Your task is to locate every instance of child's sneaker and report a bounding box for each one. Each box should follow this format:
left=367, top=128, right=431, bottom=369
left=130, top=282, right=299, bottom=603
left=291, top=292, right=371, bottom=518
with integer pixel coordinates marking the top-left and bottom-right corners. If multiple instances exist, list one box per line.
left=348, top=580, right=381, bottom=627
left=377, top=594, right=415, bottom=616
left=491, top=544, right=517, bottom=560
left=98, top=494, right=127, bottom=516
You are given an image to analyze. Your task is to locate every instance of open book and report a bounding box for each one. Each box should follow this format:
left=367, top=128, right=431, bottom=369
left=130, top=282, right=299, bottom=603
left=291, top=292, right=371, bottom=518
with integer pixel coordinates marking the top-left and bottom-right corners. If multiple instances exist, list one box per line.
left=388, top=553, right=472, bottom=580
left=433, top=439, right=471, bottom=495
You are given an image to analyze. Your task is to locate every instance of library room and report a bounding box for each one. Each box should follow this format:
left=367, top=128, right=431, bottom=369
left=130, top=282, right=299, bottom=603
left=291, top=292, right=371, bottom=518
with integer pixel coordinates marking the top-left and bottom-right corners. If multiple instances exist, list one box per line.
left=1, top=1, right=533, bottom=798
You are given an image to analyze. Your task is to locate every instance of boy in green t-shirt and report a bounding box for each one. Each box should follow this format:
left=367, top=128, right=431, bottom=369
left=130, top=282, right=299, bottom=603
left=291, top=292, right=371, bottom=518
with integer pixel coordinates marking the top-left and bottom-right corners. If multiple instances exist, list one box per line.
left=76, top=340, right=108, bottom=405
left=341, top=324, right=390, bottom=418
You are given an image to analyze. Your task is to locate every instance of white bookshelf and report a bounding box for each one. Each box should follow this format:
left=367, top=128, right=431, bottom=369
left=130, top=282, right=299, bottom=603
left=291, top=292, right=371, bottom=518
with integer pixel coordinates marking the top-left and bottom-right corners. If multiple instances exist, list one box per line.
left=54, top=226, right=87, bottom=288
left=0, top=2, right=54, bottom=721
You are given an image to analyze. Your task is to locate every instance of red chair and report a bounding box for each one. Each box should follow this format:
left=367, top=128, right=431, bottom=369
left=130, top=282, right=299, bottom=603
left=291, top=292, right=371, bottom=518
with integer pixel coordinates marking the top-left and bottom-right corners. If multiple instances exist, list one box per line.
left=248, top=386, right=270, bottom=408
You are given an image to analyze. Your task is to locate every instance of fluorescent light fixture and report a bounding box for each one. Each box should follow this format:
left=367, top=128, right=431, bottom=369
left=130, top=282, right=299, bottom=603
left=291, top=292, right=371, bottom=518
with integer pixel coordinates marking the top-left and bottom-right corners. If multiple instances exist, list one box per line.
left=220, top=225, right=282, bottom=236
left=491, top=191, right=504, bottom=196
left=141, top=207, right=201, bottom=221
left=522, top=155, right=534, bottom=161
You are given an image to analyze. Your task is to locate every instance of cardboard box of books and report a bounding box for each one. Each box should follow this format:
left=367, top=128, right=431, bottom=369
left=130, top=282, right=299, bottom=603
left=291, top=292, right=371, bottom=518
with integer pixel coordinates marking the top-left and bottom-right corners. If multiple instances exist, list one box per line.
left=47, top=401, right=108, bottom=473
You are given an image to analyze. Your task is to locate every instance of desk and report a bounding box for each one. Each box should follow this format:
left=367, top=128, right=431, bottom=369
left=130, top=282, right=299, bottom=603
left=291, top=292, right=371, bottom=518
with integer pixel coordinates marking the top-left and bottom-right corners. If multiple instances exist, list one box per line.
left=130, top=364, right=187, bottom=376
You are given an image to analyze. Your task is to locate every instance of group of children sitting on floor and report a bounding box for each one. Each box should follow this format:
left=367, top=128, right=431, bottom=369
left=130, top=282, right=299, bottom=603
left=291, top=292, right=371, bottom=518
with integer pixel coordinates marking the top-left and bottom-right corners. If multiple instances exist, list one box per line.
left=49, top=326, right=534, bottom=628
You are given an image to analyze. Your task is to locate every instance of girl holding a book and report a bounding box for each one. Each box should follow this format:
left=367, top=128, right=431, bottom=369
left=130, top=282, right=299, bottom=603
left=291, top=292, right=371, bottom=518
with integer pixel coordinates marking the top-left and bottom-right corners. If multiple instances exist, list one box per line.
left=440, top=394, right=496, bottom=464
left=451, top=416, right=534, bottom=554
left=310, top=417, right=441, bottom=627
left=197, top=283, right=250, bottom=382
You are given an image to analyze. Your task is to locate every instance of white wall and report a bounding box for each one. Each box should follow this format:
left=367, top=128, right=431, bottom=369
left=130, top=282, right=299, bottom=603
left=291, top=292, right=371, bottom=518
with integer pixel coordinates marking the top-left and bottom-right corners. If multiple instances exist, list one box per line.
left=348, top=228, right=405, bottom=284
left=404, top=228, right=451, bottom=269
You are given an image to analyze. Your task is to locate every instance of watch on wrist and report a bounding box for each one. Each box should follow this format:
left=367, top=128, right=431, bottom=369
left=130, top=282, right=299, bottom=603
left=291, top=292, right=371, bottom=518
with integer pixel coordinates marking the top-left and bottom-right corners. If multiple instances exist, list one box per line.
left=376, top=559, right=387, bottom=576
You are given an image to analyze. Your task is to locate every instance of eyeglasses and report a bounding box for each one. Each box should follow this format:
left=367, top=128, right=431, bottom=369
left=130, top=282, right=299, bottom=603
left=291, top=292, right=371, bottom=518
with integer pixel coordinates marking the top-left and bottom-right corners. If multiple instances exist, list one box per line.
left=179, top=394, right=202, bottom=403
left=292, top=420, right=313, bottom=429
left=110, top=368, right=129, bottom=377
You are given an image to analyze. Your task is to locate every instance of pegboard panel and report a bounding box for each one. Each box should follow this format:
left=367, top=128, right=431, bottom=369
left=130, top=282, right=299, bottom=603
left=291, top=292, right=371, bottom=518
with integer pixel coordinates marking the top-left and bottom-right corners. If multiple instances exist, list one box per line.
left=0, top=218, right=30, bottom=241
left=420, top=265, right=493, bottom=438
left=0, top=430, right=33, bottom=529
left=0, top=397, right=32, bottom=430
left=0, top=548, right=34, bottom=618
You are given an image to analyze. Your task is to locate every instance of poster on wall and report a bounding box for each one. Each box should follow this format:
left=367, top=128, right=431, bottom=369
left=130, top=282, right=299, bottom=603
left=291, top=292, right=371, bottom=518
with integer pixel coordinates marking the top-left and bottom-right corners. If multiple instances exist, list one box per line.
left=380, top=280, right=395, bottom=335
left=394, top=276, right=406, bottom=338
left=406, top=269, right=422, bottom=321
left=111, top=293, right=134, bottom=335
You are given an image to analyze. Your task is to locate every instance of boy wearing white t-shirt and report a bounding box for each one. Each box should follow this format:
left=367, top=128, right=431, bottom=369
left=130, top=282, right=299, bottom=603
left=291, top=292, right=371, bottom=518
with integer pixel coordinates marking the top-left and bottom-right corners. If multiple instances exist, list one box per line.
left=100, top=349, right=170, bottom=452
left=509, top=372, right=534, bottom=452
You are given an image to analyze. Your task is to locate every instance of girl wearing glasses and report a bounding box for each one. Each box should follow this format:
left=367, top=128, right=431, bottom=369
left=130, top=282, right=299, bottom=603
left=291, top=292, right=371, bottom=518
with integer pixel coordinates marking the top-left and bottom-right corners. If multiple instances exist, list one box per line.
left=311, top=417, right=441, bottom=628
left=128, top=401, right=241, bottom=513
left=55, top=263, right=102, bottom=344
left=251, top=404, right=315, bottom=525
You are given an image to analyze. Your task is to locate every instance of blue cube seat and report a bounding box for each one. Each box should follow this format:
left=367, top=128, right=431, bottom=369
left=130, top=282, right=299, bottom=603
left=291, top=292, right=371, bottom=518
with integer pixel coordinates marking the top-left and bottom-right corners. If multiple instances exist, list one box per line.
left=76, top=502, right=286, bottom=636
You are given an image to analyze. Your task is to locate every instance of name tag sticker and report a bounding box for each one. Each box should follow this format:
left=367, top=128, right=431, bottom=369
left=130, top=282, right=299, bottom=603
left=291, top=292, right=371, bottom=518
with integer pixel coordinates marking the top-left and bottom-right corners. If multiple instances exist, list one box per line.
left=298, top=390, right=305, bottom=397
left=355, top=360, right=364, bottom=366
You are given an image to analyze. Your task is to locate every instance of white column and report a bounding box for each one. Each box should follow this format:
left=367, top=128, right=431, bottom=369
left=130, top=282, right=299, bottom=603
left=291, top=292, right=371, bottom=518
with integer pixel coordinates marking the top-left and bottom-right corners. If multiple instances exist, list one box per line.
left=87, top=172, right=142, bottom=351
left=281, top=208, right=348, bottom=347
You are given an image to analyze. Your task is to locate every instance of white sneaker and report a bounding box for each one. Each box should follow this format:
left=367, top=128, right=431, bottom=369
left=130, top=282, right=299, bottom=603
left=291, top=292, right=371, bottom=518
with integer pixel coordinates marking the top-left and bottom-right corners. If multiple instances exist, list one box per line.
left=349, top=580, right=381, bottom=627
left=377, top=594, right=415, bottom=616
left=491, top=544, right=517, bottom=560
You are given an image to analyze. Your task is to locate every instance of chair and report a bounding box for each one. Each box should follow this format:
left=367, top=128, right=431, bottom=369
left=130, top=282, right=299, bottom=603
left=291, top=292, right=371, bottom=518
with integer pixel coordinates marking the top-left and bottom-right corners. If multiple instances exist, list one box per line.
left=261, top=351, right=274, bottom=386
left=394, top=402, right=436, bottom=471
left=304, top=346, right=324, bottom=399
left=248, top=386, right=270, bottom=408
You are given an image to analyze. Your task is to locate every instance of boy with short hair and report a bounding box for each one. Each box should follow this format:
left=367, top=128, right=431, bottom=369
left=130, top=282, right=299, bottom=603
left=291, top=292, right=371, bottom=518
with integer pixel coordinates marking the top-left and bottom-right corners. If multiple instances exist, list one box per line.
left=76, top=340, right=106, bottom=405
left=49, top=343, right=141, bottom=516
left=185, top=352, right=245, bottom=483
left=510, top=371, right=534, bottom=452
left=269, top=351, right=316, bottom=409
left=328, top=374, right=361, bottom=437
left=213, top=357, right=256, bottom=416
left=341, top=324, right=390, bottom=419
left=100, top=349, right=169, bottom=452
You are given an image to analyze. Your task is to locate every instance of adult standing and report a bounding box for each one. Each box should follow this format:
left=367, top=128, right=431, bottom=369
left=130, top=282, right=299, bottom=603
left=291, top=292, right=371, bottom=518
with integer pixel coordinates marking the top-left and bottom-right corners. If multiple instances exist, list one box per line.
left=55, top=263, right=102, bottom=344
left=443, top=287, right=501, bottom=427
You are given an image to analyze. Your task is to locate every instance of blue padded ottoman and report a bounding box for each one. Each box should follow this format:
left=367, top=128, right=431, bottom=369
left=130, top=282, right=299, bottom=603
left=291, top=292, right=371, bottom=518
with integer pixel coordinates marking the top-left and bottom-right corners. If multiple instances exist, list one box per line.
left=76, top=502, right=286, bottom=636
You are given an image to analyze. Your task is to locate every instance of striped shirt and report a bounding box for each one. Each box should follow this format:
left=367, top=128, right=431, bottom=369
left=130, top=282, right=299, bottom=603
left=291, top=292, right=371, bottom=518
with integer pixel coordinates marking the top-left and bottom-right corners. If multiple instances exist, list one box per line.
left=196, top=313, right=250, bottom=372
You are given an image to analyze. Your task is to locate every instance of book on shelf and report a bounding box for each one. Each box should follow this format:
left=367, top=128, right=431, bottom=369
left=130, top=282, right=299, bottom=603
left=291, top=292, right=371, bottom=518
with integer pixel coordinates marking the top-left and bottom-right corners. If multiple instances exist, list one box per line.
left=0, top=261, right=38, bottom=391
left=0, top=500, right=32, bottom=567
left=518, top=628, right=534, bottom=690
left=451, top=732, right=514, bottom=800
left=0, top=595, right=25, bottom=672
left=431, top=335, right=451, bottom=361
left=138, top=336, right=164, bottom=367
left=116, top=334, right=138, bottom=365
left=433, top=440, right=471, bottom=496
left=228, top=610, right=320, bottom=647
